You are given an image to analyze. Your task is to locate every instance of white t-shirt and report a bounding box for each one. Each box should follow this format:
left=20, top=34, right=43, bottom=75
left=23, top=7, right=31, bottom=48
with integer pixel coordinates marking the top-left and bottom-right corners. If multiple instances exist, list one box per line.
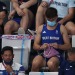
left=42, top=0, right=75, bottom=18
left=0, top=62, right=25, bottom=75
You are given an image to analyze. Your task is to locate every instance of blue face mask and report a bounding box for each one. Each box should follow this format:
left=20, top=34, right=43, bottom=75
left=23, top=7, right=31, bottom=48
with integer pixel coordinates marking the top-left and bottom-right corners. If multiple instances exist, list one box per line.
left=47, top=20, right=56, bottom=26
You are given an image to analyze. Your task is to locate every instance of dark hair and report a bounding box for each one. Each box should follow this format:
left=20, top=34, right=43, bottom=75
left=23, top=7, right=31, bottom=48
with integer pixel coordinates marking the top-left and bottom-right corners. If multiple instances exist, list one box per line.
left=45, top=7, right=58, bottom=19
left=1, top=46, right=13, bottom=55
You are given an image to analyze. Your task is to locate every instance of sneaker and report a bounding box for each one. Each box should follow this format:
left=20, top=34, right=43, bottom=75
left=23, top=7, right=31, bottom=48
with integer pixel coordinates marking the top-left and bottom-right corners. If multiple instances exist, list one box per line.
left=27, top=29, right=36, bottom=36
left=18, top=27, right=25, bottom=34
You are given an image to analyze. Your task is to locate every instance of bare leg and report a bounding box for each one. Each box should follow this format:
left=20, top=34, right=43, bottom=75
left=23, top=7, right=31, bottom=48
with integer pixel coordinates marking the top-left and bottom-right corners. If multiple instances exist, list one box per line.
left=47, top=57, right=59, bottom=72
left=36, top=5, right=47, bottom=30
left=20, top=8, right=34, bottom=32
left=31, top=55, right=45, bottom=72
left=4, top=20, right=19, bottom=34
left=65, top=21, right=75, bottom=35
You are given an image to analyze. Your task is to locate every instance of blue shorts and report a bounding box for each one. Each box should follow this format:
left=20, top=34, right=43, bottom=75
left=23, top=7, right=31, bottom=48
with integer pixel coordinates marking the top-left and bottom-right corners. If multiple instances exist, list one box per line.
left=13, top=18, right=21, bottom=25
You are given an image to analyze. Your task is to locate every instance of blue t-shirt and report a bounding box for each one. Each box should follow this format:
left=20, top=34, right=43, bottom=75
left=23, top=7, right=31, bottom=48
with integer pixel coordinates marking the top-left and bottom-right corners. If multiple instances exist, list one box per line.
left=59, top=60, right=75, bottom=75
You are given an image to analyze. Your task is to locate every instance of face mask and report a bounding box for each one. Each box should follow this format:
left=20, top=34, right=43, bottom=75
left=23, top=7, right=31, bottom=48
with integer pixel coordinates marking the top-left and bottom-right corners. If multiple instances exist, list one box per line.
left=3, top=60, right=13, bottom=66
left=47, top=20, right=56, bottom=26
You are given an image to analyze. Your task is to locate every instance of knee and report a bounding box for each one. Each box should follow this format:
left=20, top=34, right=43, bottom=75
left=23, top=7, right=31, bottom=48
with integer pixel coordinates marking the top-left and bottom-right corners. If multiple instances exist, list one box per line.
left=32, top=60, right=40, bottom=69
left=47, top=61, right=54, bottom=68
left=4, top=24, right=10, bottom=31
left=65, top=22, right=75, bottom=35
left=22, top=8, right=29, bottom=14
left=47, top=61, right=59, bottom=70
left=37, top=5, right=45, bottom=13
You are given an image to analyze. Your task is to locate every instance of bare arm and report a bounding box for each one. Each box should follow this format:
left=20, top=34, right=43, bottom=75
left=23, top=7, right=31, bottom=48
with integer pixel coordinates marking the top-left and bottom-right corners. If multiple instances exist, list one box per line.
left=58, top=25, right=71, bottom=50
left=11, top=0, right=20, bottom=11
left=33, top=25, right=42, bottom=50
left=11, top=0, right=24, bottom=16
left=40, top=1, right=49, bottom=8
left=33, top=25, right=49, bottom=50
left=50, top=25, right=71, bottom=50
left=8, top=10, right=15, bottom=20
left=58, top=7, right=75, bottom=24
left=20, top=0, right=37, bottom=9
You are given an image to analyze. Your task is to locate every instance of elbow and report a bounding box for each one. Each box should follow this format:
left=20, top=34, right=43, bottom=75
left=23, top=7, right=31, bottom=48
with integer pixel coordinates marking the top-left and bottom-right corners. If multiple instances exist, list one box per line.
left=67, top=44, right=71, bottom=50
left=33, top=45, right=35, bottom=50
left=33, top=44, right=37, bottom=50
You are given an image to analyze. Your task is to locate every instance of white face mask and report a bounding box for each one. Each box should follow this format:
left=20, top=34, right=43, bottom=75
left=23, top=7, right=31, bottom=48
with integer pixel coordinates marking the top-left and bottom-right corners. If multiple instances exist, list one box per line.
left=47, top=20, right=56, bottom=26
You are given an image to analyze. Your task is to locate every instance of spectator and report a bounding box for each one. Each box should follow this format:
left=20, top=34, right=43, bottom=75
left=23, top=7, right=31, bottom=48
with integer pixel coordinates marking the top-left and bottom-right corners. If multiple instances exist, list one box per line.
left=59, top=48, right=75, bottom=75
left=0, top=1, right=7, bottom=34
left=0, top=1, right=7, bottom=62
left=4, top=0, right=37, bottom=34
left=31, top=7, right=71, bottom=72
left=35, top=0, right=75, bottom=35
left=0, top=46, right=25, bottom=75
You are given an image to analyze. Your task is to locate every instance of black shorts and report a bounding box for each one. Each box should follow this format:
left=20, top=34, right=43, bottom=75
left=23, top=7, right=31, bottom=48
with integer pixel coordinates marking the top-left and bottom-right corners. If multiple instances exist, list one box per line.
left=57, top=18, right=75, bottom=25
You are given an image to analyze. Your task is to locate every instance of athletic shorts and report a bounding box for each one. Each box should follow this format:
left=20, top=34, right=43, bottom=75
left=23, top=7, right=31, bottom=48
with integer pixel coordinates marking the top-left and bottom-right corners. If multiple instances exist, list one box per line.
left=37, top=50, right=64, bottom=64
left=12, top=18, right=21, bottom=25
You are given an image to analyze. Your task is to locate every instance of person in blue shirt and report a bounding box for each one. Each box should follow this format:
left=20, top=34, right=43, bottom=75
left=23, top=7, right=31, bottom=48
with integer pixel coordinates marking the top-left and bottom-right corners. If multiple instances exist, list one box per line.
left=58, top=48, right=75, bottom=75
left=0, top=46, right=25, bottom=75
left=31, top=7, right=71, bottom=72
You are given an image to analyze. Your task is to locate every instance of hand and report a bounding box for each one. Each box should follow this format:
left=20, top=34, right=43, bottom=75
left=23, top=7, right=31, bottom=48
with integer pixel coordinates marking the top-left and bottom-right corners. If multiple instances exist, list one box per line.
left=20, top=2, right=26, bottom=9
left=50, top=43, right=59, bottom=49
left=8, top=10, right=15, bottom=20
left=58, top=20, right=64, bottom=25
left=16, top=8, right=25, bottom=16
left=40, top=43, right=49, bottom=50
left=41, top=1, right=48, bottom=7
left=5, top=65, right=13, bottom=73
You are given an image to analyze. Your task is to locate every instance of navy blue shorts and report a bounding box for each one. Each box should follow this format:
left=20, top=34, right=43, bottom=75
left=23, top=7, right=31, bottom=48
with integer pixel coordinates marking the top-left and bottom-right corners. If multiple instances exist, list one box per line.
left=12, top=18, right=21, bottom=25
left=37, top=50, right=64, bottom=64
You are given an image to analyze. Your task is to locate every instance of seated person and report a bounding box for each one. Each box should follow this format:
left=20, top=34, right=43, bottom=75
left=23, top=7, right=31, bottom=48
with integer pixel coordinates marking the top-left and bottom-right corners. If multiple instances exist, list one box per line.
left=0, top=1, right=7, bottom=34
left=31, top=7, right=71, bottom=72
left=59, top=48, right=75, bottom=75
left=0, top=46, right=25, bottom=75
left=35, top=0, right=75, bottom=35
left=0, top=1, right=7, bottom=62
left=4, top=0, right=37, bottom=34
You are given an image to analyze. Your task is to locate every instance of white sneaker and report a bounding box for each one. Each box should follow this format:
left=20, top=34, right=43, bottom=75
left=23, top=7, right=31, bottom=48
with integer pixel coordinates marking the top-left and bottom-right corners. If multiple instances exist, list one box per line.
left=28, top=29, right=36, bottom=36
left=18, top=27, right=25, bottom=34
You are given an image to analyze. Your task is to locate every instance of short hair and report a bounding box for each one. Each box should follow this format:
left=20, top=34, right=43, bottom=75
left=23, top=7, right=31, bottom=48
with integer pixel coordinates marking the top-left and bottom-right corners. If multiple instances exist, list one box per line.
left=1, top=46, right=13, bottom=55
left=45, top=7, right=58, bottom=19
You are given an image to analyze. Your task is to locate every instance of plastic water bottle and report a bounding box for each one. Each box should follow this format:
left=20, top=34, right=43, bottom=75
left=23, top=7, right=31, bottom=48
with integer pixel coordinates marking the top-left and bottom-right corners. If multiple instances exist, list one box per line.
left=18, top=71, right=25, bottom=75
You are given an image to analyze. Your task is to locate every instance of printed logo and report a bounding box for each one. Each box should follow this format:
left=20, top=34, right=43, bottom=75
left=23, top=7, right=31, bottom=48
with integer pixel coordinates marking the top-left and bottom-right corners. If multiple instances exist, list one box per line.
left=56, top=30, right=58, bottom=34
left=43, top=31, right=46, bottom=33
left=66, top=69, right=70, bottom=70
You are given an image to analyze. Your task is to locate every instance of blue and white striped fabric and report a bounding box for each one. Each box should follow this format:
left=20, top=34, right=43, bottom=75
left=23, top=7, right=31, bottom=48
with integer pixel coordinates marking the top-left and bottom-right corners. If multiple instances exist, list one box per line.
left=0, top=62, right=25, bottom=75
